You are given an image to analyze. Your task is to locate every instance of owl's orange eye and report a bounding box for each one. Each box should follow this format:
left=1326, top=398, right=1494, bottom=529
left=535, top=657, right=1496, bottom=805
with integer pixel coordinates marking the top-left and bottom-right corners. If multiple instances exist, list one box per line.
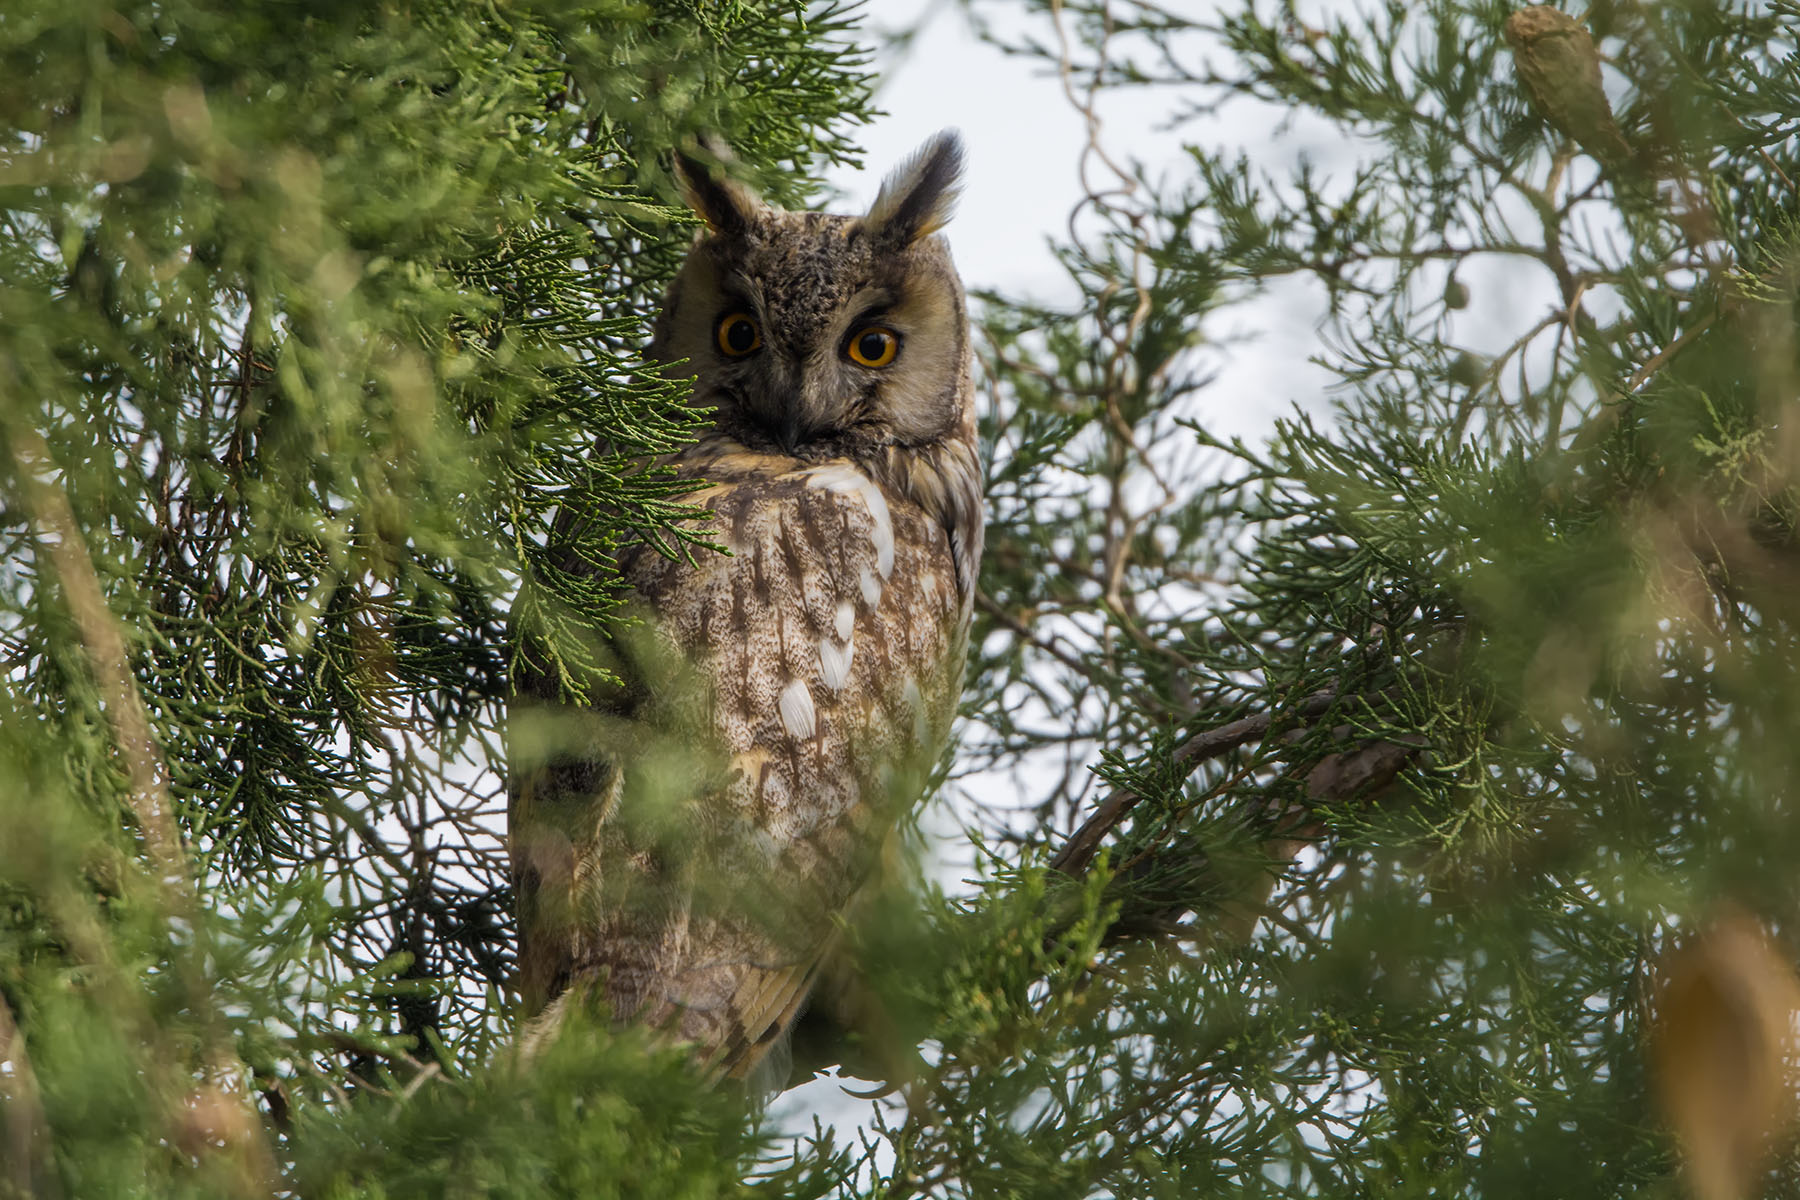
left=716, top=312, right=761, bottom=357
left=845, top=326, right=899, bottom=368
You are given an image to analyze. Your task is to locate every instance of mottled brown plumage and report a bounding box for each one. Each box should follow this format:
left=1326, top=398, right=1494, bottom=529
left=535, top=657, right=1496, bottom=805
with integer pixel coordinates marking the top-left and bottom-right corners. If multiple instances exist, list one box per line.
left=508, top=133, right=979, bottom=1090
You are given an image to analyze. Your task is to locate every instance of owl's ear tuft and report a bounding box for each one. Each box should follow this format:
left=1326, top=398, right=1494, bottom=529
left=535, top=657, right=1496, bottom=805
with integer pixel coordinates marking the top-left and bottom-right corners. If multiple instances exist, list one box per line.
left=864, top=130, right=964, bottom=248
left=674, top=137, right=763, bottom=238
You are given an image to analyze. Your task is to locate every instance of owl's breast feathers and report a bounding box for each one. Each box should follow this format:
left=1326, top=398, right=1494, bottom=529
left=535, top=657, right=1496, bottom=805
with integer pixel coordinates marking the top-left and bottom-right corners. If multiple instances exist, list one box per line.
left=629, top=447, right=971, bottom=858
left=510, top=439, right=978, bottom=1080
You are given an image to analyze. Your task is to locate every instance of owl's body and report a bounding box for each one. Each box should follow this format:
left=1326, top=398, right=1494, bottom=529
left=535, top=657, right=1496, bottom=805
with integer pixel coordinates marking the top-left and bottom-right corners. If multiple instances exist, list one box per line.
left=509, top=134, right=979, bottom=1085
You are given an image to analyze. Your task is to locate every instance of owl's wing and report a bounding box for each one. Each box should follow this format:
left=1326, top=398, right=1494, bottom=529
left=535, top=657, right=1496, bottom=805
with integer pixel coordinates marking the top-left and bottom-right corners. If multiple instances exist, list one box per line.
left=708, top=948, right=831, bottom=1082
left=510, top=451, right=967, bottom=1083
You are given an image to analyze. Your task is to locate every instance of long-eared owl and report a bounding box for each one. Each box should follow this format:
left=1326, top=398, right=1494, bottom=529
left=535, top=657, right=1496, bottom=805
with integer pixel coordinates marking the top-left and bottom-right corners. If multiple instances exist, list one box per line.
left=508, top=132, right=981, bottom=1088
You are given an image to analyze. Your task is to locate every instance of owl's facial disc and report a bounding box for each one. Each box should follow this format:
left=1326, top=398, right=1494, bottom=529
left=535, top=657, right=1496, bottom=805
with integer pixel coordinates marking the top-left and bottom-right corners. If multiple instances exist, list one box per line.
left=744, top=288, right=920, bottom=453
left=735, top=297, right=896, bottom=453
left=653, top=230, right=966, bottom=457
left=654, top=132, right=969, bottom=458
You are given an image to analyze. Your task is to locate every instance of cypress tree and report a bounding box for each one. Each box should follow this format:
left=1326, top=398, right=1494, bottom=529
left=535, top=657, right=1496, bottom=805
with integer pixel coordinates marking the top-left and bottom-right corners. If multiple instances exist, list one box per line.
left=0, top=1, right=871, bottom=1193
left=7, top=0, right=1800, bottom=1196
left=933, top=0, right=1800, bottom=1196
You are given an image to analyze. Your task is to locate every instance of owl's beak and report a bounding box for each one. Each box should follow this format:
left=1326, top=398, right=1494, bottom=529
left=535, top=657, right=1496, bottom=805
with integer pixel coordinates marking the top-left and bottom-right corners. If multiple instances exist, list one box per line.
left=741, top=403, right=806, bottom=455
left=777, top=414, right=804, bottom=455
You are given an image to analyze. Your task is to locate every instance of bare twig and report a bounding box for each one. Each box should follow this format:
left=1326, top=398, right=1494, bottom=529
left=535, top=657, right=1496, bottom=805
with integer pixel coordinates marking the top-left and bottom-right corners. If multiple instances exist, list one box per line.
left=0, top=991, right=59, bottom=1200
left=1049, top=688, right=1340, bottom=876
left=7, top=424, right=187, bottom=896
left=976, top=590, right=1110, bottom=687
left=1618, top=312, right=1716, bottom=398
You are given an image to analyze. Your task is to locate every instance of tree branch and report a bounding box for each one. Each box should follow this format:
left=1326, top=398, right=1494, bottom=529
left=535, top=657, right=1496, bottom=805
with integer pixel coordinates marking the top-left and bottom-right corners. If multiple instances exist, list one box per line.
left=6, top=424, right=187, bottom=897
left=5, top=419, right=274, bottom=1196
left=0, top=990, right=58, bottom=1200
left=1049, top=688, right=1340, bottom=876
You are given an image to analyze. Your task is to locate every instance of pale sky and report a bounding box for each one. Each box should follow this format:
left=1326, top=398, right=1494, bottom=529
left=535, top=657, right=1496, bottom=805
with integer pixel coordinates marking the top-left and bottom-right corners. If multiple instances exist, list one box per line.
left=824, top=0, right=1348, bottom=444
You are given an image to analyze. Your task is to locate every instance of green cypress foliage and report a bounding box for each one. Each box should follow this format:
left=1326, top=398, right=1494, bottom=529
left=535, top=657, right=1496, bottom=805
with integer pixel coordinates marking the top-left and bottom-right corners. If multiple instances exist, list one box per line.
left=9, top=0, right=1800, bottom=1196
left=0, top=1, right=870, bottom=1193
left=936, top=0, right=1800, bottom=1196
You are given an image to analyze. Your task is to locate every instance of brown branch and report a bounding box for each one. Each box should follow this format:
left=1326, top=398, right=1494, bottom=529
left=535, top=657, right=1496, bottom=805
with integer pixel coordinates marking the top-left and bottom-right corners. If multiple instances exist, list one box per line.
left=7, top=424, right=187, bottom=896
left=0, top=990, right=60, bottom=1200
left=1049, top=688, right=1340, bottom=876
left=793, top=700, right=1425, bottom=1092
left=1618, top=312, right=1716, bottom=398
left=5, top=420, right=273, bottom=1196
left=1044, top=681, right=1425, bottom=951
left=1226, top=733, right=1422, bottom=927
left=1105, top=729, right=1427, bottom=949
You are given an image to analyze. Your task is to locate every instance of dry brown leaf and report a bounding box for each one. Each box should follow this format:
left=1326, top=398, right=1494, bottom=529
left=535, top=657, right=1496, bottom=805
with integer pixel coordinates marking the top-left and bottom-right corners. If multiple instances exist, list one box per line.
left=1649, top=909, right=1800, bottom=1200
left=1504, top=6, right=1634, bottom=171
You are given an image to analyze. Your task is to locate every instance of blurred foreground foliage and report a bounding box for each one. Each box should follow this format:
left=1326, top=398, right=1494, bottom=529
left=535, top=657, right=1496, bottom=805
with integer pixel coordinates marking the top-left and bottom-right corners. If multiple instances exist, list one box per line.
left=6, top=0, right=1800, bottom=1196
left=0, top=0, right=872, bottom=1193
left=945, top=0, right=1800, bottom=1196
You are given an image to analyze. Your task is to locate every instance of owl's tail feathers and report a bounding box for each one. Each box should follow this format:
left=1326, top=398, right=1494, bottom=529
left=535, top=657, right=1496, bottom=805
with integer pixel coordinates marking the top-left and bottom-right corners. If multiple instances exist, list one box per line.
left=699, top=955, right=826, bottom=1091
left=510, top=955, right=824, bottom=1101
left=512, top=982, right=577, bottom=1064
left=784, top=947, right=927, bottom=1110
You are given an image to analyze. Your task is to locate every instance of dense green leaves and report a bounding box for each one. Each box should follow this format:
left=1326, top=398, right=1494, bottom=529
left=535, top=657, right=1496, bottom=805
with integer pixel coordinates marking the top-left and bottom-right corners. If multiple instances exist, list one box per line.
left=8, top=0, right=1800, bottom=1195
left=0, top=0, right=873, bottom=1192
left=935, top=0, right=1800, bottom=1196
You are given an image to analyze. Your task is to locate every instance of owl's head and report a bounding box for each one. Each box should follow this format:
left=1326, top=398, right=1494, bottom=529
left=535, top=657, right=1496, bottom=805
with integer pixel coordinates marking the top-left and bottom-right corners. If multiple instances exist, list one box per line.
left=652, top=132, right=970, bottom=461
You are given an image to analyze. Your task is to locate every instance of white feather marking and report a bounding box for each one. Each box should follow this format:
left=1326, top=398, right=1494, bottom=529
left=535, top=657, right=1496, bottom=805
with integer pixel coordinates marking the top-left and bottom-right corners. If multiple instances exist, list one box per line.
left=744, top=825, right=782, bottom=866
left=778, top=678, right=817, bottom=739
left=834, top=599, right=855, bottom=642
left=818, top=637, right=853, bottom=690
left=808, top=463, right=896, bottom=579
left=902, top=678, right=929, bottom=743
left=858, top=566, right=881, bottom=608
